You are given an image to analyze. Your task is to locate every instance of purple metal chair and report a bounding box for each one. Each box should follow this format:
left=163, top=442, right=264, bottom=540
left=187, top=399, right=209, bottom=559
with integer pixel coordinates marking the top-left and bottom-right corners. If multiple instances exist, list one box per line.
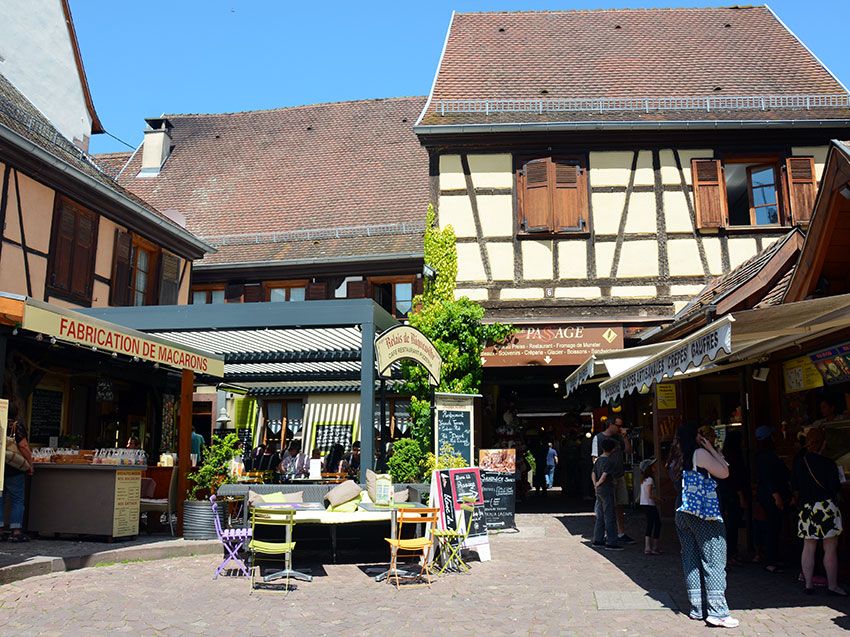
left=211, top=494, right=252, bottom=579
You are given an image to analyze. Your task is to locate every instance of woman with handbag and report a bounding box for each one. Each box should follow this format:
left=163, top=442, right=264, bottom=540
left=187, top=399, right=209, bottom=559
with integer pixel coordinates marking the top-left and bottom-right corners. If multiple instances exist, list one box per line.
left=793, top=426, right=845, bottom=596
left=674, top=423, right=738, bottom=628
left=2, top=400, right=33, bottom=542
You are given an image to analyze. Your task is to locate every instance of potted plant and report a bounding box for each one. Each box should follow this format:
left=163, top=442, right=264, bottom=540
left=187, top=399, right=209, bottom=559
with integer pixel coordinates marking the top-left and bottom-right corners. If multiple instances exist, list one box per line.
left=183, top=433, right=240, bottom=540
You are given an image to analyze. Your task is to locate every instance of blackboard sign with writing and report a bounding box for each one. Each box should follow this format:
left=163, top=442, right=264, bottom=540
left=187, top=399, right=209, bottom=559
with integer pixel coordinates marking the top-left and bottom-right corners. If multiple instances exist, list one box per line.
left=449, top=468, right=483, bottom=505
left=29, top=388, right=63, bottom=444
left=481, top=470, right=517, bottom=530
left=312, top=422, right=353, bottom=455
left=436, top=410, right=472, bottom=465
left=467, top=502, right=488, bottom=539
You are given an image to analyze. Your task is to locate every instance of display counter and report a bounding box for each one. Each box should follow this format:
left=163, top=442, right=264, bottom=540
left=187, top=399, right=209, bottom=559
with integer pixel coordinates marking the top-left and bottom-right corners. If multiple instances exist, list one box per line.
left=28, top=464, right=146, bottom=540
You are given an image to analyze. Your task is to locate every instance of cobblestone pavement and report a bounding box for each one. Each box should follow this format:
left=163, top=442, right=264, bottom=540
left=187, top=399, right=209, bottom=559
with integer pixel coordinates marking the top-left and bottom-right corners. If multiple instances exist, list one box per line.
left=0, top=502, right=847, bottom=636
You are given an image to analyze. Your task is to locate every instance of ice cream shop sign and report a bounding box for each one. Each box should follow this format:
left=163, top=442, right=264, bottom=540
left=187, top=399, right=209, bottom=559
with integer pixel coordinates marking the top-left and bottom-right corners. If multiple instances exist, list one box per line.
left=482, top=324, right=624, bottom=367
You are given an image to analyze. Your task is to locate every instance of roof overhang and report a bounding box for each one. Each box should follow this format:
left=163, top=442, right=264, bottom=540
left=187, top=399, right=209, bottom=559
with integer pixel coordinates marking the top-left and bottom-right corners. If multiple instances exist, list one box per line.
left=599, top=294, right=850, bottom=402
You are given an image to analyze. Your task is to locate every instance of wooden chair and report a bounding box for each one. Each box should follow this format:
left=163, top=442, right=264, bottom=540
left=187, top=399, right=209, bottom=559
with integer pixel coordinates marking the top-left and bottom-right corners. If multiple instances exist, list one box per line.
left=384, top=507, right=440, bottom=589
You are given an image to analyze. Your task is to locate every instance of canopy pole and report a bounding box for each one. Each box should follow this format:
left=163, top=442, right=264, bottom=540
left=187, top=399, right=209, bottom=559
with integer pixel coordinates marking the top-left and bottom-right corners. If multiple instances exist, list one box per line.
left=177, top=368, right=194, bottom=535
left=359, top=320, right=375, bottom=483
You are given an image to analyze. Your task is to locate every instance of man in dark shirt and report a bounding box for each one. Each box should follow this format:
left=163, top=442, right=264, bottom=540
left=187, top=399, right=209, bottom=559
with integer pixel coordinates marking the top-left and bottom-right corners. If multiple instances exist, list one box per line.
left=591, top=417, right=634, bottom=544
left=592, top=438, right=622, bottom=550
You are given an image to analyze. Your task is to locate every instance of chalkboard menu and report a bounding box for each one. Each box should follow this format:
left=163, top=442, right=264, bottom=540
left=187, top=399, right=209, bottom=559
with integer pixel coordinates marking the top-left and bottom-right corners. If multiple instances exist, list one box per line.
left=29, top=388, right=63, bottom=444
left=481, top=470, right=517, bottom=530
left=313, top=422, right=354, bottom=455
left=435, top=393, right=476, bottom=466
left=450, top=468, right=483, bottom=505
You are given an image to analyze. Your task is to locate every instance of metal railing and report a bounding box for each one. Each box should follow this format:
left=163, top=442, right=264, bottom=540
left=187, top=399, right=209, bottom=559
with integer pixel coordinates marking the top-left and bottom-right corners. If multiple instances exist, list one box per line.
left=202, top=220, right=427, bottom=247
left=433, top=94, right=850, bottom=116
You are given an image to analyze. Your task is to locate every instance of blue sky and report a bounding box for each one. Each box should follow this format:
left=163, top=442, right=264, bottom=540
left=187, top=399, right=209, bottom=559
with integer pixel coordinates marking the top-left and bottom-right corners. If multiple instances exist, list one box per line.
left=73, top=1, right=850, bottom=154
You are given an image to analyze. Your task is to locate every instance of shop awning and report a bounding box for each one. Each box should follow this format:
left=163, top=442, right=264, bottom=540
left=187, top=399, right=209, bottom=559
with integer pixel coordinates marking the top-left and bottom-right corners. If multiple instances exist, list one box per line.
left=564, top=341, right=675, bottom=398
left=0, top=293, right=224, bottom=377
left=599, top=293, right=850, bottom=403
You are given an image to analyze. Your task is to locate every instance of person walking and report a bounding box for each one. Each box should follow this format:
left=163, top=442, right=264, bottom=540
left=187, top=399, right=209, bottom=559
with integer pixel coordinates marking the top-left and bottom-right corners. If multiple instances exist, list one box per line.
left=674, top=423, right=738, bottom=628
left=793, top=426, right=846, bottom=596
left=591, top=417, right=634, bottom=544
left=754, top=425, right=791, bottom=574
left=592, top=438, right=622, bottom=551
left=545, top=442, right=559, bottom=490
left=639, top=458, right=662, bottom=555
left=1, top=400, right=33, bottom=542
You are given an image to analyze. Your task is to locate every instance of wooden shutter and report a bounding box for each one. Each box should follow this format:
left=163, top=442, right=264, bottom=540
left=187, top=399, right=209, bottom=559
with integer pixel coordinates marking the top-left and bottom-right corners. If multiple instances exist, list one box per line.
left=110, top=230, right=132, bottom=306
left=50, top=203, right=76, bottom=292
left=243, top=283, right=263, bottom=303
left=346, top=280, right=367, bottom=298
left=785, top=157, right=817, bottom=224
left=306, top=281, right=327, bottom=300
left=521, top=158, right=552, bottom=232
left=552, top=160, right=586, bottom=232
left=412, top=276, right=423, bottom=297
left=225, top=283, right=244, bottom=303
left=158, top=252, right=181, bottom=305
left=691, top=159, right=727, bottom=229
left=69, top=207, right=97, bottom=300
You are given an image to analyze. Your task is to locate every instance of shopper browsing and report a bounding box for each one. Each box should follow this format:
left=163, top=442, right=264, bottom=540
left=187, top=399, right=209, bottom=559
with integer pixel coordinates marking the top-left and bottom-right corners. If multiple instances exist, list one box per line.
left=591, top=417, right=634, bottom=544
left=639, top=458, right=662, bottom=555
left=592, top=438, right=623, bottom=551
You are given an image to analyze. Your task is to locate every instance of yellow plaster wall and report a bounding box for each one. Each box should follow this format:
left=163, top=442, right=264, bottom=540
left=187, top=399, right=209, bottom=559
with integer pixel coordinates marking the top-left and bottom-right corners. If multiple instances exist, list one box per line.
left=617, top=240, right=659, bottom=278
left=595, top=242, right=616, bottom=278
left=670, top=284, right=706, bottom=297
left=92, top=280, right=110, bottom=307
left=438, top=196, right=476, bottom=237
left=456, top=243, right=486, bottom=282
left=624, top=192, right=657, bottom=234
left=611, top=285, right=657, bottom=298
left=591, top=191, right=626, bottom=236
left=439, top=155, right=465, bottom=190
left=500, top=288, right=544, bottom=301
left=633, top=150, right=654, bottom=186
left=95, top=217, right=122, bottom=279
left=13, top=172, right=55, bottom=253
left=555, top=286, right=601, bottom=299
left=486, top=243, right=514, bottom=281
left=667, top=239, right=704, bottom=276
left=468, top=154, right=513, bottom=189
left=660, top=149, right=713, bottom=185
left=557, top=241, right=588, bottom=279
left=589, top=151, right=633, bottom=186
left=702, top=237, right=724, bottom=275
left=663, top=191, right=694, bottom=233
left=728, top=237, right=759, bottom=269
left=791, top=146, right=828, bottom=181
left=455, top=288, right=488, bottom=301
left=0, top=243, right=27, bottom=295
left=521, top=240, right=553, bottom=280
left=478, top=194, right=513, bottom=236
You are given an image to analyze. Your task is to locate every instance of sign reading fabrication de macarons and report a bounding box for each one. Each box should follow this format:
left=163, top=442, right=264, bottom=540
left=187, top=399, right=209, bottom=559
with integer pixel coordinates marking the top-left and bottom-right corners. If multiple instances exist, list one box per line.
left=21, top=304, right=224, bottom=377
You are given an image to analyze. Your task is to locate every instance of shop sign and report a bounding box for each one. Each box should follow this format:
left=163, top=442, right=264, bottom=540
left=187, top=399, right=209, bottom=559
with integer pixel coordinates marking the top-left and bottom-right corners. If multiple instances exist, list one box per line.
left=783, top=356, right=825, bottom=393
left=482, top=325, right=623, bottom=367
left=656, top=383, right=677, bottom=410
left=375, top=325, right=441, bottom=385
left=809, top=342, right=850, bottom=385
left=112, top=470, right=141, bottom=537
left=600, top=317, right=733, bottom=403
left=21, top=305, right=224, bottom=377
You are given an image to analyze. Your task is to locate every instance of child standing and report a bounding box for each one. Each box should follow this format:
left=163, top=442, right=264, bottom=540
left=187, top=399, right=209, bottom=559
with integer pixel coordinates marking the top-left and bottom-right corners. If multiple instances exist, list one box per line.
left=592, top=438, right=623, bottom=550
left=640, top=457, right=662, bottom=555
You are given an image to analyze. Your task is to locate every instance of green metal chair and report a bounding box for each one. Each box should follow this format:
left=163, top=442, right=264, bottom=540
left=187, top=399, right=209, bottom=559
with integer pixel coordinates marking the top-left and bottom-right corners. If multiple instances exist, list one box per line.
left=432, top=499, right=476, bottom=574
left=248, top=506, right=312, bottom=591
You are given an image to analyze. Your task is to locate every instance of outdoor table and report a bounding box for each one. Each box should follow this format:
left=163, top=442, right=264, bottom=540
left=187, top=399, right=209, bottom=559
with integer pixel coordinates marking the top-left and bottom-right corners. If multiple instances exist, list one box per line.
left=358, top=501, right=426, bottom=582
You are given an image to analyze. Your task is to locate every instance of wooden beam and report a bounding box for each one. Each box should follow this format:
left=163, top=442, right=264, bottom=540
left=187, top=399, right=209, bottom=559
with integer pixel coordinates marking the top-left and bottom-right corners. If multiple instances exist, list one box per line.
left=176, top=368, right=194, bottom=535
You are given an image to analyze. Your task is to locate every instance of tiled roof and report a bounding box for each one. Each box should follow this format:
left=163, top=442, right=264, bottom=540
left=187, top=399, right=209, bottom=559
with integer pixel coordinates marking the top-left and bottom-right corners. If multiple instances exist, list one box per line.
left=0, top=72, right=201, bottom=243
left=105, top=97, right=430, bottom=267
left=756, top=267, right=795, bottom=308
left=419, top=6, right=850, bottom=127
left=95, top=151, right=133, bottom=178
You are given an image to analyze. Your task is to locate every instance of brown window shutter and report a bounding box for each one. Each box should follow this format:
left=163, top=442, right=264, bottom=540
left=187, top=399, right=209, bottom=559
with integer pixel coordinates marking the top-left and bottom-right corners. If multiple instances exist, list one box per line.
left=413, top=276, right=423, bottom=297
left=785, top=157, right=817, bottom=224
left=521, top=158, right=552, bottom=233
left=552, top=160, right=587, bottom=232
left=69, top=208, right=97, bottom=300
left=306, top=281, right=328, bottom=300
left=346, top=280, right=367, bottom=298
left=243, top=283, right=263, bottom=303
left=158, top=252, right=181, bottom=305
left=50, top=203, right=76, bottom=292
left=225, top=283, right=244, bottom=302
left=691, top=159, right=727, bottom=229
left=110, top=230, right=132, bottom=306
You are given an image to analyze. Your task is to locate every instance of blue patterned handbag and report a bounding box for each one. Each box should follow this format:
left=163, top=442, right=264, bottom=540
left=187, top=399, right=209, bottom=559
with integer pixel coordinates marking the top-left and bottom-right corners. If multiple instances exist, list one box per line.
left=677, top=452, right=723, bottom=521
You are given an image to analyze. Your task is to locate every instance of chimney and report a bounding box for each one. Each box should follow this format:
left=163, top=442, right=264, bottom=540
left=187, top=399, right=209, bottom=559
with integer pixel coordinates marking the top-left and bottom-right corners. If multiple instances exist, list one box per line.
left=139, top=117, right=173, bottom=176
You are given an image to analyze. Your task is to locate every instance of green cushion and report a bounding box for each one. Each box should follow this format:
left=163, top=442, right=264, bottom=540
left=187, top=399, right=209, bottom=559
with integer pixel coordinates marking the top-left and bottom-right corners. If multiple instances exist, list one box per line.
left=260, top=491, right=303, bottom=504
left=327, top=494, right=362, bottom=512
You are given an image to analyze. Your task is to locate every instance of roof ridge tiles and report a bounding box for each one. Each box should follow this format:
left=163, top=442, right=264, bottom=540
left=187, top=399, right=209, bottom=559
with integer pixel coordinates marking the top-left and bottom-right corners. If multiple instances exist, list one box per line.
left=454, top=5, right=766, bottom=15
left=163, top=95, right=426, bottom=119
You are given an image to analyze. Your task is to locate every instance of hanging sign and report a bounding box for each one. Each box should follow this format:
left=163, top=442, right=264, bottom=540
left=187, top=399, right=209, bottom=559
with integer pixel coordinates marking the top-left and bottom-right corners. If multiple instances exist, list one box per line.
left=434, top=392, right=477, bottom=466
left=784, top=356, right=825, bottom=393
left=599, top=316, right=733, bottom=403
left=375, top=325, right=441, bottom=385
left=21, top=304, right=224, bottom=377
left=656, top=383, right=677, bottom=410
left=809, top=342, right=850, bottom=385
left=482, top=324, right=623, bottom=367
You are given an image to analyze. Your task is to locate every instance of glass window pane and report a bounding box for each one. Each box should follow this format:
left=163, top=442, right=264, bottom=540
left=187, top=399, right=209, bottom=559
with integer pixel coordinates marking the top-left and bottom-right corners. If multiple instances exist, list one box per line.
left=755, top=206, right=779, bottom=225
left=270, top=288, right=286, bottom=302
left=750, top=167, right=775, bottom=187
left=395, top=282, right=413, bottom=317
left=286, top=402, right=304, bottom=438
left=289, top=287, right=305, bottom=302
left=192, top=291, right=207, bottom=305
left=210, top=290, right=225, bottom=304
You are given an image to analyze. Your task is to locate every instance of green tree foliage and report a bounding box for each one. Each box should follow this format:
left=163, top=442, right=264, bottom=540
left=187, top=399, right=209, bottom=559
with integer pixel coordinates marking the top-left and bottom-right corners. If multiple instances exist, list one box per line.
left=386, top=437, right=426, bottom=483
left=423, top=443, right=469, bottom=476
left=398, top=204, right=514, bottom=479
